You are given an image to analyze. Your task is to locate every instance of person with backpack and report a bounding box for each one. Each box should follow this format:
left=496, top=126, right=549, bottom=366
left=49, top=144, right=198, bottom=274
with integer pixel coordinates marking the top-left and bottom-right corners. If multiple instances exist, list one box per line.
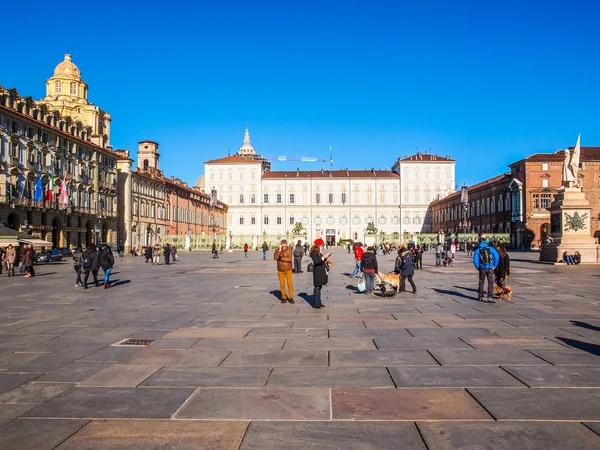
left=243, top=243, right=249, bottom=258
left=473, top=234, right=500, bottom=303
left=262, top=242, right=269, bottom=260
left=163, top=243, right=171, bottom=265
left=361, top=246, right=378, bottom=295
left=397, top=246, right=417, bottom=294
left=351, top=243, right=364, bottom=278
left=292, top=239, right=304, bottom=273
left=72, top=246, right=83, bottom=287
left=98, top=244, right=115, bottom=289
left=82, top=243, right=100, bottom=289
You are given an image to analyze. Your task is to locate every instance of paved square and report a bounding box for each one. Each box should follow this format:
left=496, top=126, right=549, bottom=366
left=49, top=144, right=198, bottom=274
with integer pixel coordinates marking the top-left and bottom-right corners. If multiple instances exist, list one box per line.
left=0, top=250, right=599, bottom=447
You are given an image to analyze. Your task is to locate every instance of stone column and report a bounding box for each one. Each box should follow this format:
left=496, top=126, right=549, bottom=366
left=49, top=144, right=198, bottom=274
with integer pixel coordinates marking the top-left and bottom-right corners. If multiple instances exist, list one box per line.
left=116, top=158, right=133, bottom=253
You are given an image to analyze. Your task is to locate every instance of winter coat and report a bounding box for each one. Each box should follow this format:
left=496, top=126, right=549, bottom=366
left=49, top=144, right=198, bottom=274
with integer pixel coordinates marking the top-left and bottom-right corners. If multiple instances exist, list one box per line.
left=163, top=246, right=170, bottom=256
left=310, top=250, right=328, bottom=287
left=435, top=244, right=443, bottom=255
left=170, top=246, right=176, bottom=257
left=273, top=246, right=293, bottom=272
left=5, top=247, right=16, bottom=264
left=399, top=251, right=415, bottom=276
left=144, top=247, right=152, bottom=258
left=360, top=251, right=378, bottom=273
left=495, top=253, right=511, bottom=279
left=262, top=243, right=269, bottom=252
left=99, top=248, right=114, bottom=271
left=24, top=248, right=35, bottom=267
left=152, top=245, right=160, bottom=256
left=354, top=246, right=364, bottom=261
left=83, top=248, right=99, bottom=273
left=293, top=244, right=304, bottom=257
left=72, top=249, right=83, bottom=266
left=473, top=241, right=500, bottom=270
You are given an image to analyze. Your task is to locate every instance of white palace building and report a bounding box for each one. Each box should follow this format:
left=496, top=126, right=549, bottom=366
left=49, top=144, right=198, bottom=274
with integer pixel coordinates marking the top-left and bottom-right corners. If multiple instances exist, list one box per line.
left=198, top=126, right=455, bottom=246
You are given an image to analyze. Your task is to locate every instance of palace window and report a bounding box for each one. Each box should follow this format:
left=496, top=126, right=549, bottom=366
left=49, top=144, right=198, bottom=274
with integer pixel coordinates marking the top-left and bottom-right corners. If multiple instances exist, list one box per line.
left=277, top=193, right=282, bottom=203
left=70, top=82, right=77, bottom=96
left=541, top=193, right=552, bottom=209
left=239, top=194, right=244, bottom=204
left=542, top=179, right=549, bottom=188
left=341, top=193, right=347, bottom=204
left=239, top=216, right=244, bottom=225
left=289, top=194, right=295, bottom=204
left=264, top=215, right=269, bottom=225
left=55, top=81, right=62, bottom=94
left=328, top=193, right=334, bottom=203
left=542, top=163, right=549, bottom=170
left=289, top=215, right=295, bottom=225
left=251, top=194, right=256, bottom=203
left=251, top=215, right=256, bottom=225
left=315, top=193, right=321, bottom=204
left=264, top=194, right=269, bottom=203
left=277, top=216, right=282, bottom=225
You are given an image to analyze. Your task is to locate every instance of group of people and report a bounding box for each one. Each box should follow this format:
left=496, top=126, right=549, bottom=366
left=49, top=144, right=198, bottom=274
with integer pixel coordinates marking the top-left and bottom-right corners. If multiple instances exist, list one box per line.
left=0, top=243, right=35, bottom=278
left=473, top=234, right=511, bottom=302
left=562, top=251, right=581, bottom=265
left=72, top=243, right=114, bottom=289
left=272, top=238, right=331, bottom=308
left=144, top=243, right=178, bottom=265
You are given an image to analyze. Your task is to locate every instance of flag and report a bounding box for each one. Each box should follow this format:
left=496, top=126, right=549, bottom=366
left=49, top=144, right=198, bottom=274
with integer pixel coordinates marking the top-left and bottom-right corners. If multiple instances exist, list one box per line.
left=33, top=175, right=43, bottom=202
left=329, top=146, right=333, bottom=166
left=45, top=174, right=54, bottom=202
left=60, top=175, right=69, bottom=208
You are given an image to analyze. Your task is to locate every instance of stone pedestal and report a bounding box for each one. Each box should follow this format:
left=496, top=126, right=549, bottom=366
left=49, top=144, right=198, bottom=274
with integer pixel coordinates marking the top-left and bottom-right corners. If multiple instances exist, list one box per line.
left=540, top=187, right=600, bottom=263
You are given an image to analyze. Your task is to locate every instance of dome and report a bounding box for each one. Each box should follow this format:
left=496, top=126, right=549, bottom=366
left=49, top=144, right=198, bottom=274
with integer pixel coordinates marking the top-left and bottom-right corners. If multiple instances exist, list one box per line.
left=53, top=54, right=81, bottom=79
left=196, top=174, right=205, bottom=189
left=238, top=124, right=256, bottom=155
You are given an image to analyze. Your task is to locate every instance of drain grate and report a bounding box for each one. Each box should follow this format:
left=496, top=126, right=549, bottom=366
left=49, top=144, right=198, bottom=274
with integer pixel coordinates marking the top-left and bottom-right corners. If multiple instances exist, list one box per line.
left=118, top=339, right=156, bottom=346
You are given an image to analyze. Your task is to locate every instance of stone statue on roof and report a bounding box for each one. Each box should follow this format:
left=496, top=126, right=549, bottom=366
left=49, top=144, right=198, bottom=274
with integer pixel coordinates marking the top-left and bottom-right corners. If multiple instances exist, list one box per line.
left=562, top=134, right=581, bottom=188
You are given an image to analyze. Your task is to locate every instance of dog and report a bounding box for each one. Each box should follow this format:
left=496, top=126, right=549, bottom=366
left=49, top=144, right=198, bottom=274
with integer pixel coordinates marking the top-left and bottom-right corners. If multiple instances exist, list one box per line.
left=376, top=272, right=400, bottom=292
left=494, top=284, right=512, bottom=301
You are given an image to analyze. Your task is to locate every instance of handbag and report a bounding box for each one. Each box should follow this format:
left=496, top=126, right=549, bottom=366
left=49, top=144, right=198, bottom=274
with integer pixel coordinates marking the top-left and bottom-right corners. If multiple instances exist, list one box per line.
left=357, top=275, right=366, bottom=293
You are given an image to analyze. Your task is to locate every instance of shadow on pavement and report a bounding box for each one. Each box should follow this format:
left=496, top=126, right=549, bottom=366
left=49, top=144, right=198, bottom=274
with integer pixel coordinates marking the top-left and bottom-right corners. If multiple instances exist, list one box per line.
left=432, top=288, right=478, bottom=301
left=454, top=285, right=479, bottom=293
left=570, top=321, right=600, bottom=332
left=556, top=337, right=600, bottom=356
left=31, top=272, right=57, bottom=277
left=298, top=292, right=314, bottom=307
left=110, top=279, right=131, bottom=288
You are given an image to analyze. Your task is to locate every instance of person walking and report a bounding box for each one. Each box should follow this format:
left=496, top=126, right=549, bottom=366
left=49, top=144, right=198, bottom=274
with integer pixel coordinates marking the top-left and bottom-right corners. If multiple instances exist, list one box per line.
left=5, top=244, right=16, bottom=277
left=163, top=243, right=171, bottom=265
left=450, top=241, right=456, bottom=260
left=144, top=246, right=152, bottom=263
left=152, top=244, right=161, bottom=265
left=473, top=234, right=500, bottom=303
left=98, top=244, right=115, bottom=289
left=171, top=244, right=178, bottom=262
left=360, top=246, right=378, bottom=295
left=72, top=246, right=83, bottom=287
left=293, top=239, right=304, bottom=273
left=398, top=246, right=417, bottom=294
left=310, top=238, right=331, bottom=308
left=262, top=242, right=269, bottom=260
left=273, top=239, right=294, bottom=303
left=347, top=242, right=351, bottom=254
left=435, top=242, right=443, bottom=266
left=494, top=245, right=511, bottom=300
left=466, top=242, right=473, bottom=257
left=415, top=245, right=423, bottom=270
left=24, top=244, right=35, bottom=278
left=243, top=243, right=249, bottom=258
left=0, top=246, right=4, bottom=275
left=82, top=243, right=100, bottom=289
left=212, top=243, right=219, bottom=258
left=351, top=243, right=364, bottom=278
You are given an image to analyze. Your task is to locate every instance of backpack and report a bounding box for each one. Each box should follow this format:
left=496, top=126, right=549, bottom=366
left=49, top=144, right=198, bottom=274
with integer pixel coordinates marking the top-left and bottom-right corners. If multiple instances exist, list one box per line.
left=479, top=247, right=492, bottom=266
left=82, top=254, right=92, bottom=270
left=293, top=246, right=302, bottom=257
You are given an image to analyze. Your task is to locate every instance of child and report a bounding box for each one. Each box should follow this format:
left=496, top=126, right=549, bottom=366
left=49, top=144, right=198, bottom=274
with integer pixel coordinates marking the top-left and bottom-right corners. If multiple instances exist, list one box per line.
left=494, top=246, right=512, bottom=301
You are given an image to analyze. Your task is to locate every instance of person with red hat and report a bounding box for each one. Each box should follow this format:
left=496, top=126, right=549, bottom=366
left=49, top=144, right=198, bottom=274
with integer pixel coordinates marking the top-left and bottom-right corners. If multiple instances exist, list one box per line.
left=309, top=238, right=331, bottom=308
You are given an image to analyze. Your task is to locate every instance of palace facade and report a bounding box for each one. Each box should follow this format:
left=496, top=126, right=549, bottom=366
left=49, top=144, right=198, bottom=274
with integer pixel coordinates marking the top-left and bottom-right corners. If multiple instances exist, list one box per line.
left=0, top=54, right=120, bottom=248
left=200, top=126, right=455, bottom=246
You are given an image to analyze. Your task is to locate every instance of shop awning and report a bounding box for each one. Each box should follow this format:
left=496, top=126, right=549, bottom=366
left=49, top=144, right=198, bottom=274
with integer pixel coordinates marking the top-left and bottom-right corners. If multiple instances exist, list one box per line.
left=18, top=238, right=53, bottom=247
left=0, top=237, right=20, bottom=247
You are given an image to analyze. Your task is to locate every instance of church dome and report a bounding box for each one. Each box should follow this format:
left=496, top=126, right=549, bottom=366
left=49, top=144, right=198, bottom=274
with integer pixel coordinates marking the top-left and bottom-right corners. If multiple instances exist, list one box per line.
left=196, top=174, right=205, bottom=189
left=53, top=54, right=81, bottom=79
left=238, top=124, right=256, bottom=155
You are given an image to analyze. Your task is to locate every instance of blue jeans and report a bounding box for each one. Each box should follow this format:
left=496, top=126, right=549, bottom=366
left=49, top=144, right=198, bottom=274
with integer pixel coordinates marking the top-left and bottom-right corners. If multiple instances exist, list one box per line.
left=263, top=251, right=267, bottom=260
left=351, top=261, right=361, bottom=277
left=364, top=272, right=376, bottom=293
left=436, top=255, right=442, bottom=266
left=313, top=286, right=322, bottom=307
left=103, top=267, right=112, bottom=285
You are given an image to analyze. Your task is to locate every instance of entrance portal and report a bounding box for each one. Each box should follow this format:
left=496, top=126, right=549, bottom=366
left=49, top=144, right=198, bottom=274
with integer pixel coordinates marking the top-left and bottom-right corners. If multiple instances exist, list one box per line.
left=51, top=217, right=62, bottom=249
left=326, top=229, right=336, bottom=247
left=6, top=212, right=20, bottom=231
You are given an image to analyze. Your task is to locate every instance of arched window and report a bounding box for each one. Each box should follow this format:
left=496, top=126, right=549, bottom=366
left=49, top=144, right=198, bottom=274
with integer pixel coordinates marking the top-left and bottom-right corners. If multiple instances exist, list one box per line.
left=143, top=160, right=149, bottom=171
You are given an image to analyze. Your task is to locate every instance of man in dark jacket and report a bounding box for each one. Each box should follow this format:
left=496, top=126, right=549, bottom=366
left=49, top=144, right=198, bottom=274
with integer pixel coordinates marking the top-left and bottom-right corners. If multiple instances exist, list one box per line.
left=163, top=244, right=171, bottom=265
left=473, top=235, right=500, bottom=303
left=274, top=239, right=294, bottom=303
left=98, top=244, right=115, bottom=289
left=73, top=246, right=83, bottom=287
left=83, top=244, right=100, bottom=289
left=24, top=244, right=35, bottom=278
left=415, top=245, right=423, bottom=270
left=144, top=246, right=152, bottom=263
left=292, top=240, right=304, bottom=274
left=398, top=247, right=417, bottom=293
left=360, top=246, right=378, bottom=295
left=262, top=242, right=269, bottom=260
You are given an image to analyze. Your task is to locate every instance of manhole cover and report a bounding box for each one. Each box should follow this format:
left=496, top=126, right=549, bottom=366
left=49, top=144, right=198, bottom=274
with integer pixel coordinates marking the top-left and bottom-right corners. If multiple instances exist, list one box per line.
left=117, top=339, right=155, bottom=346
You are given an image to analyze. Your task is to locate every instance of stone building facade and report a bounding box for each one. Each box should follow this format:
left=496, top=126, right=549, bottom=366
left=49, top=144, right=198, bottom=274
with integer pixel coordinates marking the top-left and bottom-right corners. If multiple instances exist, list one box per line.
left=0, top=55, right=120, bottom=248
left=117, top=141, right=227, bottom=252
left=200, top=127, right=456, bottom=246
left=430, top=146, right=600, bottom=248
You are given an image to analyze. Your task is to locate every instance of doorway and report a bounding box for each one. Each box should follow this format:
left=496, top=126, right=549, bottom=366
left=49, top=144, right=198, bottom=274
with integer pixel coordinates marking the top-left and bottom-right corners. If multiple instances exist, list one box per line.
left=326, top=229, right=336, bottom=246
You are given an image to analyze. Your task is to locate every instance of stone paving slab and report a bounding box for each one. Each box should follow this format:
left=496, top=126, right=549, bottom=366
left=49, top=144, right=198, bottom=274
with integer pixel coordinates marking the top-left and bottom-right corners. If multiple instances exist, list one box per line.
left=0, top=418, right=89, bottom=450
left=330, top=349, right=439, bottom=366
left=56, top=420, right=249, bottom=450
left=164, top=328, right=251, bottom=338
left=461, top=336, right=568, bottom=349
left=24, top=387, right=195, bottom=419
left=527, top=348, right=600, bottom=365
left=502, top=365, right=600, bottom=387
left=0, top=372, right=42, bottom=395
left=75, top=346, right=142, bottom=363
left=417, top=421, right=600, bottom=450
left=175, top=388, right=331, bottom=420
left=374, top=336, right=472, bottom=350
left=468, top=388, right=600, bottom=420
left=142, top=366, right=271, bottom=387
left=282, top=337, right=377, bottom=350
left=190, top=337, right=286, bottom=350
left=332, top=388, right=491, bottom=420
left=0, top=352, right=46, bottom=371
left=148, top=338, right=201, bottom=349
left=240, top=421, right=427, bottom=450
left=245, top=328, right=329, bottom=338
left=584, top=422, right=600, bottom=437
left=121, top=349, right=231, bottom=366
left=428, top=349, right=551, bottom=366
left=267, top=367, right=394, bottom=388
left=221, top=350, right=329, bottom=367
left=0, top=382, right=74, bottom=404
left=388, top=366, right=525, bottom=387
left=0, top=404, right=37, bottom=426
left=79, top=364, right=163, bottom=387
left=406, top=327, right=494, bottom=337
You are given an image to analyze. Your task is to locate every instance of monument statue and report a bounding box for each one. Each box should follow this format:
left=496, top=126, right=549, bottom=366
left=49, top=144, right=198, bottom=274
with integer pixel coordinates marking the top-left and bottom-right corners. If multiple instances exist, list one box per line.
left=562, top=134, right=581, bottom=188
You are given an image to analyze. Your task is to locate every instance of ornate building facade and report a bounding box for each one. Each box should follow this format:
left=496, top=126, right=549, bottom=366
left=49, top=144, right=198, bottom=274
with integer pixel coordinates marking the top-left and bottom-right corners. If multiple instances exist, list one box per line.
left=0, top=54, right=120, bottom=248
left=200, top=127, right=456, bottom=246
left=117, top=141, right=227, bottom=252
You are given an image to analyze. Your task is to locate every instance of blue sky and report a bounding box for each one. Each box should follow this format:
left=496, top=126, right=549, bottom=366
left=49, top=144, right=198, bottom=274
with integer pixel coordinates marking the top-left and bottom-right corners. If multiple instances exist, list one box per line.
left=1, top=0, right=599, bottom=187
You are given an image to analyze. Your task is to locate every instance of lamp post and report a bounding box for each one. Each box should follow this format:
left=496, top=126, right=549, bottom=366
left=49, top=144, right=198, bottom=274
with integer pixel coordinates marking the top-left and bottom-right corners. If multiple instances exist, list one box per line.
left=93, top=223, right=101, bottom=244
